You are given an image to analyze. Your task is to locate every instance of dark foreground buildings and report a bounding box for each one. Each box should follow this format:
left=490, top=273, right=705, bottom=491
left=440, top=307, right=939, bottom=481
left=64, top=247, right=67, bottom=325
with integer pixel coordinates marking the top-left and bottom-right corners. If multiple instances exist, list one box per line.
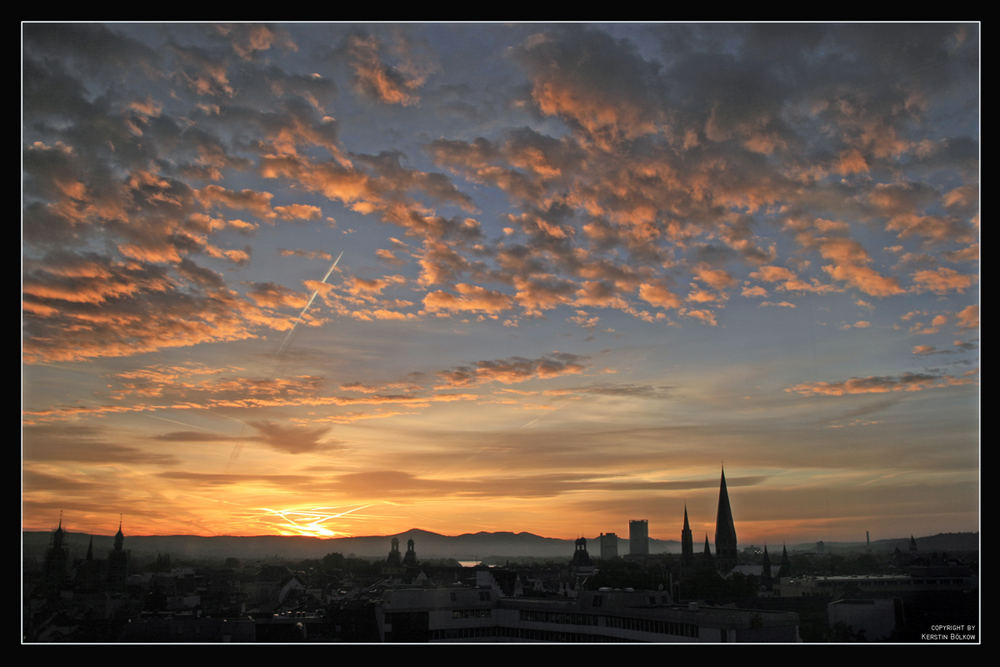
left=378, top=586, right=799, bottom=642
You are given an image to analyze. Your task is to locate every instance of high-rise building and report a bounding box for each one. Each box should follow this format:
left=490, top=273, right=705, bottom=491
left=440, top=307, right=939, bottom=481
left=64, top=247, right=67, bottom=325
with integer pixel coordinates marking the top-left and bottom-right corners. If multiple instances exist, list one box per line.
left=629, top=519, right=649, bottom=556
left=714, top=467, right=738, bottom=570
left=599, top=532, right=618, bottom=560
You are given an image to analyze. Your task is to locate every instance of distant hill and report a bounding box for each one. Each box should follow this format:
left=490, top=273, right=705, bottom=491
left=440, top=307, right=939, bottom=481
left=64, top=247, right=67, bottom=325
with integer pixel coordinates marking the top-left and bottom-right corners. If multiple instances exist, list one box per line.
left=23, top=529, right=976, bottom=563
left=788, top=532, right=979, bottom=554
left=23, top=529, right=679, bottom=563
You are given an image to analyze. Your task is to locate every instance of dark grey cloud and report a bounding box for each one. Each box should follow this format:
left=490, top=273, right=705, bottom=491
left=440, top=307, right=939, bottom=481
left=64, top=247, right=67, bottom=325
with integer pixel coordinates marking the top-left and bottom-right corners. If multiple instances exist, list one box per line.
left=23, top=424, right=180, bottom=465
left=247, top=420, right=341, bottom=454
left=23, top=23, right=160, bottom=78
left=150, top=419, right=344, bottom=456
left=24, top=469, right=104, bottom=493
left=512, top=24, right=668, bottom=143
left=158, top=471, right=315, bottom=486
left=318, top=469, right=767, bottom=500
left=551, top=383, right=673, bottom=399
left=153, top=431, right=245, bottom=442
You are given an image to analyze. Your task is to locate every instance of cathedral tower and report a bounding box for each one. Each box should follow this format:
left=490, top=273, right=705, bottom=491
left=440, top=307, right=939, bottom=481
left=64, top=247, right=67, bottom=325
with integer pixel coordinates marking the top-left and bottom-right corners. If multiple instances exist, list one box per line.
left=402, top=537, right=418, bottom=567
left=681, top=505, right=694, bottom=566
left=714, top=467, right=738, bottom=570
left=387, top=536, right=402, bottom=567
left=107, top=516, right=128, bottom=592
left=761, top=545, right=773, bottom=591
left=42, top=514, right=69, bottom=596
left=701, top=534, right=713, bottom=568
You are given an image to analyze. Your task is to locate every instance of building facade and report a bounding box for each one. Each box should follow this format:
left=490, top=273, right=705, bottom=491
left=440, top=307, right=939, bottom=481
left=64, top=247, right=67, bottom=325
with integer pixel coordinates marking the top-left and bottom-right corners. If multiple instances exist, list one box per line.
left=599, top=533, right=618, bottom=560
left=629, top=520, right=649, bottom=557
left=376, top=588, right=800, bottom=642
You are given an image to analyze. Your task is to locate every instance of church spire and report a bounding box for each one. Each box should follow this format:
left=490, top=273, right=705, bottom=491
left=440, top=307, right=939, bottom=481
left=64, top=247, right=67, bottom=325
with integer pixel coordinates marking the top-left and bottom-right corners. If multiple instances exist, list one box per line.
left=761, top=544, right=773, bottom=590
left=714, top=466, right=738, bottom=569
left=50, top=511, right=66, bottom=551
left=701, top=534, right=713, bottom=567
left=108, top=515, right=128, bottom=591
left=43, top=513, right=69, bottom=595
left=114, top=514, right=124, bottom=552
left=681, top=504, right=694, bottom=565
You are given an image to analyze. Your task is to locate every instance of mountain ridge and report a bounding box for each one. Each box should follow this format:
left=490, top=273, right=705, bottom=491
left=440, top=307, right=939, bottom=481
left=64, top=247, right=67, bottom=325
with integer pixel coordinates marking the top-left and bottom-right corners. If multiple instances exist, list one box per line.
left=22, top=529, right=978, bottom=563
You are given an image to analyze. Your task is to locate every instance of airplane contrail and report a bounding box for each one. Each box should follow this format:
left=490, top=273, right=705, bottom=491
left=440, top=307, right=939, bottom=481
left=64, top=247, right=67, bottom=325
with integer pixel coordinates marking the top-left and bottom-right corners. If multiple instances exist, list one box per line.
left=277, top=250, right=343, bottom=356
left=256, top=504, right=375, bottom=537
left=228, top=250, right=343, bottom=470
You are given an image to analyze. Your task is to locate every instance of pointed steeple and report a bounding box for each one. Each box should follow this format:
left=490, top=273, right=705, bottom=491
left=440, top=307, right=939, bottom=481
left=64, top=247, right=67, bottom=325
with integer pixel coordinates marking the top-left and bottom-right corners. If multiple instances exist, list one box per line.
left=681, top=504, right=694, bottom=565
left=700, top=534, right=714, bottom=568
left=43, top=513, right=69, bottom=594
left=714, top=466, right=738, bottom=569
left=779, top=543, right=791, bottom=578
left=114, top=515, right=124, bottom=552
left=52, top=511, right=65, bottom=549
left=108, top=515, right=129, bottom=590
left=761, top=544, right=773, bottom=590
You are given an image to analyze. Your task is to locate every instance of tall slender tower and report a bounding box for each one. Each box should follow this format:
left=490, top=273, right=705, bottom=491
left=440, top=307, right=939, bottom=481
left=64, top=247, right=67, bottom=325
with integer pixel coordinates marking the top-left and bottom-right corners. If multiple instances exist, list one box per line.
left=761, top=545, right=773, bottom=591
left=681, top=505, right=694, bottom=566
left=714, top=467, right=738, bottom=569
left=43, top=514, right=69, bottom=595
left=107, top=515, right=128, bottom=592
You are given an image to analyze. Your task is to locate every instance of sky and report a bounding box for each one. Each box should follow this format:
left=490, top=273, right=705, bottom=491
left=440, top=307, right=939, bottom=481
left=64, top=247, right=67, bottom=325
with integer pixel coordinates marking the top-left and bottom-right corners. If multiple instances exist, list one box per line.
left=22, top=22, right=979, bottom=546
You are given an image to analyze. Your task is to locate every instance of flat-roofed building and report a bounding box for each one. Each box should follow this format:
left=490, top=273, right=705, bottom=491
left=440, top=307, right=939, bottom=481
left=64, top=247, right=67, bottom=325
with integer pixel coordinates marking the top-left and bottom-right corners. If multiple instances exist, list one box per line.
left=376, top=587, right=800, bottom=643
left=599, top=533, right=618, bottom=560
left=629, top=520, right=649, bottom=557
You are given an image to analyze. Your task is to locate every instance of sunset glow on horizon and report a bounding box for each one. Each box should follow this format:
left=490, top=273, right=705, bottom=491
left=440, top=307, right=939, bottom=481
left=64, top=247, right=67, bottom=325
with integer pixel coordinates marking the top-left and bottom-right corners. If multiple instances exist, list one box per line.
left=22, top=23, right=979, bottom=546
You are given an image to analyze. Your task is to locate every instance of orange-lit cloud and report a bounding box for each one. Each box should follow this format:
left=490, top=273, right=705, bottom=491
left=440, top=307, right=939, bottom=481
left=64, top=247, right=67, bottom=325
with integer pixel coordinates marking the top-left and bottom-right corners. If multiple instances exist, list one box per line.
left=955, top=305, right=979, bottom=329
left=637, top=282, right=682, bottom=310
left=423, top=283, right=514, bottom=316
left=436, top=352, right=587, bottom=388
left=346, top=33, right=426, bottom=107
left=787, top=371, right=976, bottom=396
left=818, top=238, right=904, bottom=296
left=911, top=267, right=977, bottom=294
